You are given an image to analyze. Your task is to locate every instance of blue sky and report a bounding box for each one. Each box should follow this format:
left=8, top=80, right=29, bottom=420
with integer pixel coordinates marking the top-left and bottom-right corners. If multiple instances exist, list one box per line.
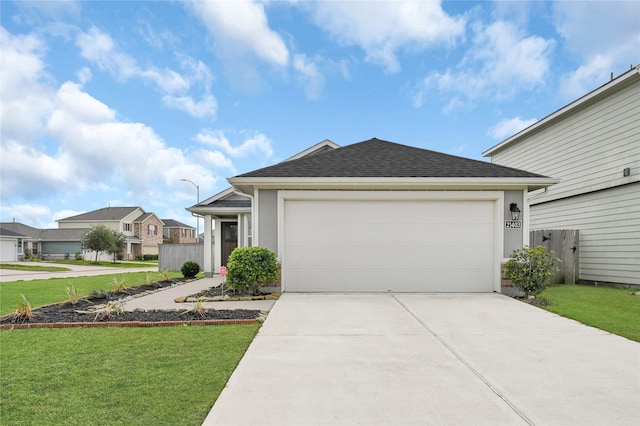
left=1, top=1, right=639, bottom=230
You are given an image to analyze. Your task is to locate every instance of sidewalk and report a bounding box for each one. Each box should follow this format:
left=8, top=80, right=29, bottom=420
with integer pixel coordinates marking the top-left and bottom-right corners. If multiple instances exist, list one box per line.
left=0, top=262, right=158, bottom=282
left=121, top=276, right=276, bottom=312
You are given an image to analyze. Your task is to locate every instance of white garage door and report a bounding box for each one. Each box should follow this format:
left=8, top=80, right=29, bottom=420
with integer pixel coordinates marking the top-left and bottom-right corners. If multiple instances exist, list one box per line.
left=283, top=197, right=497, bottom=292
left=1, top=240, right=17, bottom=262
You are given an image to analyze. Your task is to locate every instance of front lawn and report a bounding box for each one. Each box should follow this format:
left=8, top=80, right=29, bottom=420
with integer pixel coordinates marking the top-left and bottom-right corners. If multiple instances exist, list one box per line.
left=538, top=284, right=640, bottom=342
left=0, top=271, right=181, bottom=316
left=1, top=324, right=260, bottom=425
left=0, top=263, right=70, bottom=272
left=50, top=259, right=157, bottom=268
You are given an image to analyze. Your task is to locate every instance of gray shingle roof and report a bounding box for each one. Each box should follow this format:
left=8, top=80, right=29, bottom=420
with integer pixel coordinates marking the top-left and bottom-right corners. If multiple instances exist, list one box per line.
left=204, top=199, right=252, bottom=208
left=236, top=138, right=547, bottom=179
left=59, top=207, right=140, bottom=222
left=37, top=228, right=89, bottom=241
left=0, top=227, right=26, bottom=237
left=0, top=222, right=40, bottom=238
left=162, top=219, right=194, bottom=228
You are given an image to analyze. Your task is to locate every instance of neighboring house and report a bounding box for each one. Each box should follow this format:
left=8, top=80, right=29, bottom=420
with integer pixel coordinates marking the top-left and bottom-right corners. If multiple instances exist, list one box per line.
left=483, top=65, right=640, bottom=286
left=0, top=222, right=40, bottom=257
left=58, top=207, right=164, bottom=258
left=0, top=227, right=26, bottom=262
left=189, top=138, right=556, bottom=293
left=162, top=219, right=197, bottom=244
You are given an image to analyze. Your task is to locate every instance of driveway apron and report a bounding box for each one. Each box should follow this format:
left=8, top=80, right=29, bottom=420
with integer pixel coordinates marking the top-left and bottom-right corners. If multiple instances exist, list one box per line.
left=203, top=293, right=640, bottom=426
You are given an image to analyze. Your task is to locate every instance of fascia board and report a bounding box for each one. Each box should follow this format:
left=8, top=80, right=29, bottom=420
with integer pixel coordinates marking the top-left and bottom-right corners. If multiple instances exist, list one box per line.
left=227, top=176, right=559, bottom=191
left=482, top=66, right=640, bottom=157
left=187, top=206, right=251, bottom=215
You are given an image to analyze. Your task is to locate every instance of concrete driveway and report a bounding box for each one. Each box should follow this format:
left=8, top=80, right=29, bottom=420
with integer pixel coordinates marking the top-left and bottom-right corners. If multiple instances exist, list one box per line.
left=203, top=293, right=639, bottom=426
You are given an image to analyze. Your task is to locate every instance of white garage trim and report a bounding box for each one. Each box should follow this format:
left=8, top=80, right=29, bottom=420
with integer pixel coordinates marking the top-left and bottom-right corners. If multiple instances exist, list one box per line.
left=278, top=191, right=504, bottom=293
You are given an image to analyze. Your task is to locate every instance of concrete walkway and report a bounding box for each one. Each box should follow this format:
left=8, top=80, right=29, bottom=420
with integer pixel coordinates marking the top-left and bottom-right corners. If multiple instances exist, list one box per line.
left=121, top=276, right=276, bottom=312
left=203, top=293, right=640, bottom=426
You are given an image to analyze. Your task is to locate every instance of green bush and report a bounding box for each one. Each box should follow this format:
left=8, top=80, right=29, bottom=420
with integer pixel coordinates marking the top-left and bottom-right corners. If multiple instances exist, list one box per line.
left=181, top=261, right=201, bottom=279
left=135, top=254, right=144, bottom=261
left=143, top=254, right=158, bottom=261
left=505, top=245, right=560, bottom=297
left=226, top=247, right=279, bottom=294
left=74, top=252, right=83, bottom=261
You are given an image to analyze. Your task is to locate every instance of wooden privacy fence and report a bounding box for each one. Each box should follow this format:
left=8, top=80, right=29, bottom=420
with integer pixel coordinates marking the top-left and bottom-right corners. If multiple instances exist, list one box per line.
left=529, top=229, right=579, bottom=284
left=158, top=243, right=207, bottom=271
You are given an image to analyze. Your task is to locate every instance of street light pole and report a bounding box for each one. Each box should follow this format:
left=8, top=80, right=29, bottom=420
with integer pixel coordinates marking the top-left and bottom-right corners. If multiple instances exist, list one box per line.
left=180, top=178, right=200, bottom=242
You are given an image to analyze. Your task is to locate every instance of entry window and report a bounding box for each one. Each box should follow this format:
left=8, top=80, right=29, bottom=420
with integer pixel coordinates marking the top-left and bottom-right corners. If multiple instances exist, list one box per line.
left=123, top=223, right=132, bottom=232
left=148, top=224, right=157, bottom=235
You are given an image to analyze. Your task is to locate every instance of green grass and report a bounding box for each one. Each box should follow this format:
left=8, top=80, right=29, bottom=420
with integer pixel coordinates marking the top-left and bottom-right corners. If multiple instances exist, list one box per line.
left=0, top=271, right=181, bottom=316
left=0, top=264, right=70, bottom=272
left=538, top=284, right=640, bottom=342
left=50, top=260, right=157, bottom=268
left=1, top=324, right=260, bottom=425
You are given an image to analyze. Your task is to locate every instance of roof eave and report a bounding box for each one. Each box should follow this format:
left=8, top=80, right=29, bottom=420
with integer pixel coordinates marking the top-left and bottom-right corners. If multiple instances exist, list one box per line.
left=228, top=176, right=559, bottom=192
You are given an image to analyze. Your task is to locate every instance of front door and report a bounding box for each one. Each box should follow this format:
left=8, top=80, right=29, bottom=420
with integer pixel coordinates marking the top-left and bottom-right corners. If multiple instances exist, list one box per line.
left=221, top=222, right=238, bottom=266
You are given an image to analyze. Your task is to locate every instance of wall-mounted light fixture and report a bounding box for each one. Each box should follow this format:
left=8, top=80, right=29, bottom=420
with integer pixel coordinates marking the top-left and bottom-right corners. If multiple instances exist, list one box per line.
left=509, top=202, right=521, bottom=221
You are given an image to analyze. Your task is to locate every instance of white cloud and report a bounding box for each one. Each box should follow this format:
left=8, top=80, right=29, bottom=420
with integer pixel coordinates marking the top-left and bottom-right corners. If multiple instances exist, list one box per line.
left=75, top=26, right=216, bottom=118
left=195, top=130, right=273, bottom=158
left=489, top=117, right=538, bottom=140
left=187, top=0, right=289, bottom=67
left=0, top=204, right=54, bottom=229
left=197, top=150, right=237, bottom=174
left=0, top=27, right=54, bottom=144
left=415, top=20, right=554, bottom=111
left=162, top=94, right=217, bottom=118
left=293, top=54, right=325, bottom=100
left=553, top=1, right=640, bottom=99
left=306, top=1, right=465, bottom=73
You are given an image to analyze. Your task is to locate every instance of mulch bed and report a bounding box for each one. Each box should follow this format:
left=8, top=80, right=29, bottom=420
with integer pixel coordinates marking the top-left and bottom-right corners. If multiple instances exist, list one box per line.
left=1, top=279, right=261, bottom=329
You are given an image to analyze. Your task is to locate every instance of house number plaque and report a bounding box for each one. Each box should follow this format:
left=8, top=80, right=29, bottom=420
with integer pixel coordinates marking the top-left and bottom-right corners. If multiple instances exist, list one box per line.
left=505, top=220, right=522, bottom=229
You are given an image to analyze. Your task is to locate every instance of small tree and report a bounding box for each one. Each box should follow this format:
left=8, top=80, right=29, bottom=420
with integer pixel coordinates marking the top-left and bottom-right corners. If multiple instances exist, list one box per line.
left=81, top=225, right=114, bottom=263
left=505, top=245, right=560, bottom=297
left=108, top=230, right=126, bottom=263
left=226, top=247, right=279, bottom=295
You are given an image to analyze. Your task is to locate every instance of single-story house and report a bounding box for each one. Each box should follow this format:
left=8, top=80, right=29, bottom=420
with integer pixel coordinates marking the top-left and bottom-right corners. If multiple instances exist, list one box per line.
left=0, top=227, right=27, bottom=262
left=189, top=138, right=557, bottom=293
left=483, top=65, right=640, bottom=286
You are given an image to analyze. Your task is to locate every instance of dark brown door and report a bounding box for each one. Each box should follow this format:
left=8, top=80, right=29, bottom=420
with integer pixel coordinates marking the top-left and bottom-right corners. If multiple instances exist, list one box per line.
left=221, top=222, right=238, bottom=266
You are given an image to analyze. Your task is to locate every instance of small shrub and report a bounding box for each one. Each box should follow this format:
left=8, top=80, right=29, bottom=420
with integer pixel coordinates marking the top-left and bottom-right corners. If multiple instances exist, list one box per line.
left=111, top=276, right=127, bottom=294
left=144, top=272, right=154, bottom=285
left=75, top=252, right=83, bottom=261
left=143, top=254, right=158, bottom=261
left=505, top=245, right=560, bottom=297
left=12, top=294, right=34, bottom=322
left=181, top=261, right=201, bottom=279
left=226, top=247, right=279, bottom=295
left=65, top=284, right=80, bottom=305
left=161, top=269, right=171, bottom=281
left=135, top=254, right=144, bottom=261
left=64, top=253, right=70, bottom=260
left=94, top=302, right=124, bottom=321
left=182, top=298, right=207, bottom=318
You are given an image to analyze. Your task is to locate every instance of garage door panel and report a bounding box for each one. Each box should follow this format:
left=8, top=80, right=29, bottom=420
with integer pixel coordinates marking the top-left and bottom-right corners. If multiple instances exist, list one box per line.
left=287, top=267, right=493, bottom=292
left=283, top=197, right=497, bottom=292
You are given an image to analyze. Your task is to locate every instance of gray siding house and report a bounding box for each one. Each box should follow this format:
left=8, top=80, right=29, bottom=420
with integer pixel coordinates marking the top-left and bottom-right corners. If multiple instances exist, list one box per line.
left=483, top=65, right=640, bottom=286
left=191, top=138, right=556, bottom=293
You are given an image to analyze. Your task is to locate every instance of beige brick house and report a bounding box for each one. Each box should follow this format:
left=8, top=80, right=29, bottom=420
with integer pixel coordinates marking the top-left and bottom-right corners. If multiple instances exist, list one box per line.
left=58, top=207, right=164, bottom=259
